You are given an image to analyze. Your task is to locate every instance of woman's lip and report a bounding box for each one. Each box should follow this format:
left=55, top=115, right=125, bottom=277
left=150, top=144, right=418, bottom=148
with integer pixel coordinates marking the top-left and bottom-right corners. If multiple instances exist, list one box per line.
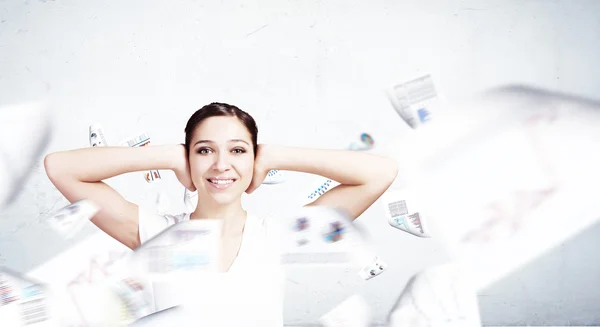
left=206, top=179, right=236, bottom=190
left=206, top=178, right=237, bottom=183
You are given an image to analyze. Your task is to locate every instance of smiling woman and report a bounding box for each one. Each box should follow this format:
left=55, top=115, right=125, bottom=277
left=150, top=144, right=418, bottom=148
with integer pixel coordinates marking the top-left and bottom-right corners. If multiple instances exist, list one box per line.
left=43, top=102, right=399, bottom=326
left=182, top=103, right=258, bottom=222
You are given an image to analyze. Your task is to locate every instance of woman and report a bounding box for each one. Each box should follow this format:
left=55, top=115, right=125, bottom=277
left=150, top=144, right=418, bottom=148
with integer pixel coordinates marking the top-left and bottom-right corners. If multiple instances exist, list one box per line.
left=44, top=102, right=398, bottom=324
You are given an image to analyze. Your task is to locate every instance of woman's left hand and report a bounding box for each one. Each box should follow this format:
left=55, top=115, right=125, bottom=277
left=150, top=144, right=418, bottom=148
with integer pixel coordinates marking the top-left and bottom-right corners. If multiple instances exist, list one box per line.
left=246, top=144, right=271, bottom=194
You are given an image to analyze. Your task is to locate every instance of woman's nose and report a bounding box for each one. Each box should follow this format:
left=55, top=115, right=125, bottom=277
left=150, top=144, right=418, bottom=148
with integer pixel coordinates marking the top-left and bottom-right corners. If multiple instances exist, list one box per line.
left=214, top=153, right=231, bottom=171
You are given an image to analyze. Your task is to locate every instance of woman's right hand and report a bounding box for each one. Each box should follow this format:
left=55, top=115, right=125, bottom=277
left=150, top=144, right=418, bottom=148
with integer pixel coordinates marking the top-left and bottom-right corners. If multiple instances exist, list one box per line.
left=172, top=144, right=197, bottom=192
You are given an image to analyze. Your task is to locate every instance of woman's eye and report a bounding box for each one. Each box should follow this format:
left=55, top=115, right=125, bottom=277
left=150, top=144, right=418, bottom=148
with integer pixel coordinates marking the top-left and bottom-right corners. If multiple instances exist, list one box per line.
left=197, top=148, right=212, bottom=154
left=232, top=148, right=246, bottom=154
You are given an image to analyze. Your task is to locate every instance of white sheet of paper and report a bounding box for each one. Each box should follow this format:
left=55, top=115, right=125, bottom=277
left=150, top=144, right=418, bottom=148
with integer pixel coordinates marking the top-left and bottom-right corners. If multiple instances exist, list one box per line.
left=306, top=178, right=340, bottom=202
left=27, top=231, right=133, bottom=326
left=388, top=264, right=481, bottom=327
left=357, top=256, right=388, bottom=280
left=131, top=219, right=222, bottom=282
left=320, top=294, right=371, bottom=327
left=46, top=200, right=100, bottom=239
left=120, top=133, right=161, bottom=183
left=144, top=268, right=285, bottom=327
left=393, top=88, right=600, bottom=290
left=0, top=101, right=51, bottom=209
left=387, top=75, right=439, bottom=129
left=273, top=206, right=372, bottom=266
left=89, top=124, right=108, bottom=147
left=263, top=170, right=286, bottom=184
left=381, top=189, right=430, bottom=237
left=0, top=268, right=57, bottom=326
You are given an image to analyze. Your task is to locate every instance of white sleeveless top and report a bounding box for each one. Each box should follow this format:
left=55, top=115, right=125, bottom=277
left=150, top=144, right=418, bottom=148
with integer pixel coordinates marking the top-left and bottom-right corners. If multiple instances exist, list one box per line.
left=137, top=208, right=285, bottom=327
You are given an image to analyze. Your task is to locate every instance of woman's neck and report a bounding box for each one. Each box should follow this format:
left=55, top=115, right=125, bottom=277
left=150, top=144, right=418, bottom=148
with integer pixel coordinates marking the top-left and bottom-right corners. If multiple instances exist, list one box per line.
left=191, top=204, right=246, bottom=219
left=190, top=199, right=247, bottom=232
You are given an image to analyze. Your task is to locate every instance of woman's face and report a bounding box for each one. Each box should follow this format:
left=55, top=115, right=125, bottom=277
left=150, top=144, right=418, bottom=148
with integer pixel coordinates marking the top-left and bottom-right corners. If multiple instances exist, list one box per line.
left=188, top=116, right=255, bottom=205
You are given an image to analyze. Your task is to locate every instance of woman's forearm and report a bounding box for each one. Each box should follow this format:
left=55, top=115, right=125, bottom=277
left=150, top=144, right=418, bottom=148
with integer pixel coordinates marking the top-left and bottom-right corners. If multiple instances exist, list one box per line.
left=263, top=144, right=398, bottom=186
left=44, top=145, right=183, bottom=182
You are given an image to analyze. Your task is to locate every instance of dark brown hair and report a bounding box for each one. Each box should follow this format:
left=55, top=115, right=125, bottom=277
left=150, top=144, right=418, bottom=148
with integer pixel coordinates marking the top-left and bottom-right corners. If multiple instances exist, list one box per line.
left=184, top=102, right=258, bottom=156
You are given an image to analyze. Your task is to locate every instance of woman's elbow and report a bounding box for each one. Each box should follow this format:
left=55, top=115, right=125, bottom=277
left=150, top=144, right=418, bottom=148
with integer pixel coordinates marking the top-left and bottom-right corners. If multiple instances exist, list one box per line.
left=379, top=157, right=399, bottom=184
left=385, top=157, right=399, bottom=186
left=368, top=156, right=398, bottom=189
left=44, top=152, right=66, bottom=183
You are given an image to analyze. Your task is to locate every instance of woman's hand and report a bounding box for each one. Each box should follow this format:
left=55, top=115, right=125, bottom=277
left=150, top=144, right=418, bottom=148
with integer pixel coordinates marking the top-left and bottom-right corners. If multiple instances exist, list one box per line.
left=246, top=144, right=271, bottom=194
left=172, top=144, right=197, bottom=192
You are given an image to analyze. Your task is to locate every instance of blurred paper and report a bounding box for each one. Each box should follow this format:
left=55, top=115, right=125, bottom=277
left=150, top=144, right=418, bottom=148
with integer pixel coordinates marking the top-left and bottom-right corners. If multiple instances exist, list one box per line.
left=0, top=267, right=57, bottom=326
left=387, top=263, right=481, bottom=327
left=307, top=178, right=340, bottom=202
left=389, top=86, right=600, bottom=290
left=136, top=268, right=285, bottom=327
left=61, top=277, right=130, bottom=326
left=387, top=75, right=438, bottom=129
left=274, top=206, right=372, bottom=266
left=320, top=294, right=371, bottom=327
left=89, top=123, right=108, bottom=147
left=131, top=219, right=222, bottom=282
left=358, top=256, right=388, bottom=280
left=121, top=133, right=161, bottom=183
left=108, top=275, right=155, bottom=325
left=27, top=231, right=133, bottom=326
left=52, top=250, right=142, bottom=326
left=0, top=101, right=52, bottom=209
left=46, top=199, right=99, bottom=239
left=348, top=133, right=375, bottom=151
left=263, top=169, right=286, bottom=184
left=382, top=189, right=431, bottom=238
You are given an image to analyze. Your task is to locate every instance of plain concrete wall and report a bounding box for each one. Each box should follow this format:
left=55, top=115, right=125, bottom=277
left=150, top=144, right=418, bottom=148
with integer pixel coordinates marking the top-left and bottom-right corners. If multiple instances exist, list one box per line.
left=1, top=0, right=599, bottom=325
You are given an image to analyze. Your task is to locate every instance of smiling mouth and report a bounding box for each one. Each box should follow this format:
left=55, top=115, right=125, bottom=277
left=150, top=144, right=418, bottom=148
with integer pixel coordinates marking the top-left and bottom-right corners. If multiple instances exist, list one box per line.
left=207, top=178, right=236, bottom=185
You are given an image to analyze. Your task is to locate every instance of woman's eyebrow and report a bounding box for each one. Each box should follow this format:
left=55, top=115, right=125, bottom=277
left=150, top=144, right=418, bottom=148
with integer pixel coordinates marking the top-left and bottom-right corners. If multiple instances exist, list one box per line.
left=193, top=139, right=250, bottom=146
left=229, top=139, right=250, bottom=145
left=193, top=140, right=214, bottom=146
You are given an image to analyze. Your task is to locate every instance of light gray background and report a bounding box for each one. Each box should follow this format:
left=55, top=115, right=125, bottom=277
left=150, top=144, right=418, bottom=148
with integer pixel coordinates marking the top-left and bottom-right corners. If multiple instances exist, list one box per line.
left=1, top=0, right=599, bottom=325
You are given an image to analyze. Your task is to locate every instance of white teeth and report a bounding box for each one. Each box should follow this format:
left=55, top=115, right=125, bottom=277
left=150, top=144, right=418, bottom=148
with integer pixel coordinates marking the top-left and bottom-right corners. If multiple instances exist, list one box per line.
left=210, top=179, right=233, bottom=185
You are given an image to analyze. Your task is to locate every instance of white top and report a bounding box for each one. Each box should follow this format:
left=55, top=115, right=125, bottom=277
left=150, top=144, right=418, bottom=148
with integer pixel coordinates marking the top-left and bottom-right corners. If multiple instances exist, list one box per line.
left=137, top=208, right=285, bottom=327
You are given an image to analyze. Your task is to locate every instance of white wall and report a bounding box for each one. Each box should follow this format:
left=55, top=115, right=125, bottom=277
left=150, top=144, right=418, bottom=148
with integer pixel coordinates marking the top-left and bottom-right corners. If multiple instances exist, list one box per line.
left=1, top=0, right=599, bottom=325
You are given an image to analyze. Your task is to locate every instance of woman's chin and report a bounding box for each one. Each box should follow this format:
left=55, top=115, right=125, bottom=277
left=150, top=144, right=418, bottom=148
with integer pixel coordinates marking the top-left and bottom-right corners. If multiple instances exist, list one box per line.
left=209, top=191, right=242, bottom=205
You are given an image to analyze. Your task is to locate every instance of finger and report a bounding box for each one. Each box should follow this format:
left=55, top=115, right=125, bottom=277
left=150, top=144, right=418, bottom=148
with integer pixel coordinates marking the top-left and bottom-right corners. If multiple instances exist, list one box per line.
left=187, top=179, right=197, bottom=192
left=246, top=184, right=255, bottom=194
left=246, top=181, right=258, bottom=194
